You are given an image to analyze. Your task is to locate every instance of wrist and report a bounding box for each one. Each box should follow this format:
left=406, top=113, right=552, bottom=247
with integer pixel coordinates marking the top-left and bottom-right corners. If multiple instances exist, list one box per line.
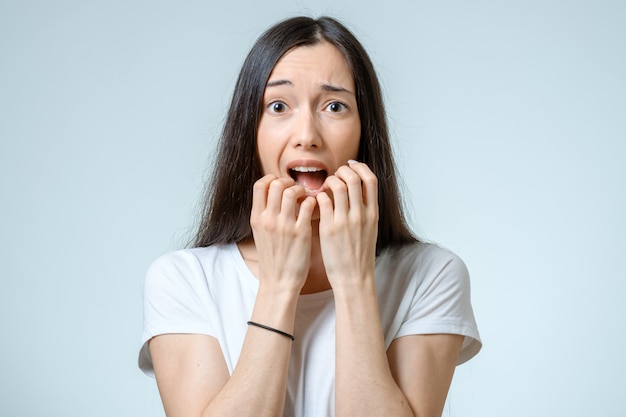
left=329, top=272, right=377, bottom=296
left=257, top=279, right=303, bottom=299
left=251, top=283, right=300, bottom=328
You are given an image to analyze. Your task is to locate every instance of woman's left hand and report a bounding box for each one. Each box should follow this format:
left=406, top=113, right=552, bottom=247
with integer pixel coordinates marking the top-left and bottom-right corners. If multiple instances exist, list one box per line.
left=315, top=161, right=379, bottom=289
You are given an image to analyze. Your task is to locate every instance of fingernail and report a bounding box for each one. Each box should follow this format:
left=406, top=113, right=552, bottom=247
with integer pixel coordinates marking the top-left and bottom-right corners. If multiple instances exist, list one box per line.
left=348, top=159, right=358, bottom=165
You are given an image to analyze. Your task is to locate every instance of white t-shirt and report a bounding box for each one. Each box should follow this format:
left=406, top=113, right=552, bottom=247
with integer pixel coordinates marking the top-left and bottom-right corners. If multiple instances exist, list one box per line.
left=139, top=242, right=481, bottom=417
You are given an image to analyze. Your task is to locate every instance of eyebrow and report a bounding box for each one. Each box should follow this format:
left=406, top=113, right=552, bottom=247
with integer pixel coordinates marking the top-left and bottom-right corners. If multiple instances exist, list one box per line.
left=321, top=84, right=354, bottom=95
left=265, top=79, right=354, bottom=95
left=266, top=79, right=292, bottom=88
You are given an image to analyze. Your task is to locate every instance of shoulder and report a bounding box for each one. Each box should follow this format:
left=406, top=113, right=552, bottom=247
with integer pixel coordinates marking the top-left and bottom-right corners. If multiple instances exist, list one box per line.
left=145, top=244, right=236, bottom=289
left=378, top=242, right=482, bottom=362
left=375, top=242, right=473, bottom=308
left=148, top=243, right=235, bottom=270
left=378, top=242, right=468, bottom=280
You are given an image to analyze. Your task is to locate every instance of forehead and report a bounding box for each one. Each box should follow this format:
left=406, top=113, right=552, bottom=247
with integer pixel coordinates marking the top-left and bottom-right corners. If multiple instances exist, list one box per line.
left=267, top=41, right=354, bottom=88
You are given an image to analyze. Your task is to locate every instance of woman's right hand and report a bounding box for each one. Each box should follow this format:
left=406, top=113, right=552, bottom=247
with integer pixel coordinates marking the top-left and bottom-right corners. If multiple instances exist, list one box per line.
left=250, top=175, right=317, bottom=293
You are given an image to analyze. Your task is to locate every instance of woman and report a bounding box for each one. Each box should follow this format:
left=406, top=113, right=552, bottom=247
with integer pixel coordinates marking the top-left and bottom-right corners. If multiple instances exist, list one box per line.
left=139, top=16, right=481, bottom=417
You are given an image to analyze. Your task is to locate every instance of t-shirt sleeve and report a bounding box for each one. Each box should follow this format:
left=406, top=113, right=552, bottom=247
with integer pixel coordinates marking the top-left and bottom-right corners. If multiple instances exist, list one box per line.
left=138, top=250, right=215, bottom=376
left=396, top=247, right=482, bottom=365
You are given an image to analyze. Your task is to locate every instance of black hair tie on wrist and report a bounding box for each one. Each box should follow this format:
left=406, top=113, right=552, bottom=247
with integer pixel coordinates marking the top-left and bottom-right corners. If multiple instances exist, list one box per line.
left=247, top=321, right=295, bottom=341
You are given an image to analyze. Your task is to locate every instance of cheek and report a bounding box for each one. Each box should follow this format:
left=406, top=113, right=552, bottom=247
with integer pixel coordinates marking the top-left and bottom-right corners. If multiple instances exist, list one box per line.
left=256, top=145, right=279, bottom=176
left=256, top=124, right=284, bottom=176
left=256, top=118, right=271, bottom=171
left=340, top=123, right=361, bottom=159
left=255, top=136, right=270, bottom=174
left=330, top=132, right=360, bottom=165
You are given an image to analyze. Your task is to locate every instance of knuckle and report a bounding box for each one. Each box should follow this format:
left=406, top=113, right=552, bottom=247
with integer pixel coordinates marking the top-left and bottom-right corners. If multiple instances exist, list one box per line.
left=345, top=176, right=361, bottom=187
left=253, top=178, right=269, bottom=191
left=350, top=211, right=365, bottom=226
left=282, top=187, right=297, bottom=199
left=268, top=180, right=283, bottom=190
left=332, top=180, right=347, bottom=192
left=363, top=175, right=377, bottom=187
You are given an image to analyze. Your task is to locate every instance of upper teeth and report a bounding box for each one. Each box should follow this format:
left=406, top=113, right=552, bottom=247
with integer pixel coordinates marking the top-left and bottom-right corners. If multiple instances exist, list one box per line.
left=292, top=166, right=323, bottom=172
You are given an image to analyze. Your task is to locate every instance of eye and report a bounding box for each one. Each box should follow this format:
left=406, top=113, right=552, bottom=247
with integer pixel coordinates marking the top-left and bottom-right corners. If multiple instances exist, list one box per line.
left=325, top=101, right=347, bottom=113
left=268, top=101, right=288, bottom=113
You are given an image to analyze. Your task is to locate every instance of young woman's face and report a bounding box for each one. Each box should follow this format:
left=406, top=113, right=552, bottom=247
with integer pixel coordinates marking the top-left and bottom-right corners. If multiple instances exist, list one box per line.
left=256, top=41, right=361, bottom=195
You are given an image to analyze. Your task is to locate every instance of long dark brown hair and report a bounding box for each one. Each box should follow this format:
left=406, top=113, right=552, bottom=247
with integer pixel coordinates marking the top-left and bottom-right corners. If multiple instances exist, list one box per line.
left=193, top=16, right=417, bottom=253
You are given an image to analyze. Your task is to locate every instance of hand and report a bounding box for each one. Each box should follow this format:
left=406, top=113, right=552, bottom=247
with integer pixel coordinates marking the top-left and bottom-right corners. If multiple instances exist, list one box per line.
left=315, top=161, right=379, bottom=288
left=250, top=175, right=317, bottom=293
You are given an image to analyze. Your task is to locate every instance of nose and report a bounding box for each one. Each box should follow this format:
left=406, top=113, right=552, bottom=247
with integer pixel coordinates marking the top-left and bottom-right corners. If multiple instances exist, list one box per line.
left=292, top=109, right=321, bottom=149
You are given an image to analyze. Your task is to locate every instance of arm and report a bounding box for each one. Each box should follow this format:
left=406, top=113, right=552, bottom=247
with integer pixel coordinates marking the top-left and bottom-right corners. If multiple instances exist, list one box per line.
left=333, top=281, right=415, bottom=416
left=150, top=288, right=299, bottom=417
left=387, top=334, right=464, bottom=417
left=318, top=162, right=410, bottom=415
left=318, top=162, right=463, bottom=417
left=333, top=288, right=464, bottom=417
left=150, top=176, right=316, bottom=417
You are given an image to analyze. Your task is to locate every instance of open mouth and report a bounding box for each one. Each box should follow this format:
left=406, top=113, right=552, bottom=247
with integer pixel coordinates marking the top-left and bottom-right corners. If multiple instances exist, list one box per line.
left=289, top=166, right=328, bottom=194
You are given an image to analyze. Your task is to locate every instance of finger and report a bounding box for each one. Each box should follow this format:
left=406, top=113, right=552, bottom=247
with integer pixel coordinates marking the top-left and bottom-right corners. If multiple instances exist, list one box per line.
left=252, top=174, right=276, bottom=213
left=296, top=196, right=317, bottom=227
left=346, top=161, right=378, bottom=207
left=281, top=184, right=307, bottom=218
left=266, top=177, right=296, bottom=214
left=334, top=165, right=364, bottom=210
left=315, top=191, right=334, bottom=222
left=323, top=175, right=349, bottom=215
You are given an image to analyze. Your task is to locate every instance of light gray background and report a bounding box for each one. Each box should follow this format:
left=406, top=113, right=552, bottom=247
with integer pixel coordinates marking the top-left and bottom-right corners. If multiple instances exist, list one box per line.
left=1, top=1, right=624, bottom=416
